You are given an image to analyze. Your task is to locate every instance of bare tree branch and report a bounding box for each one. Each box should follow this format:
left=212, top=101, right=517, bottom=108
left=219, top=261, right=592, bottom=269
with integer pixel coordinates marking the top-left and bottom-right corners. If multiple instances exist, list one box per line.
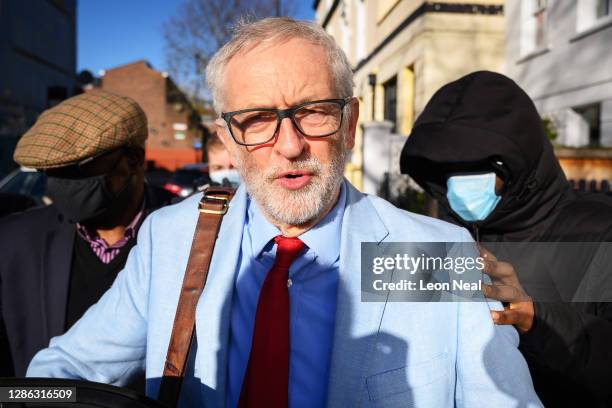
left=163, top=0, right=300, bottom=104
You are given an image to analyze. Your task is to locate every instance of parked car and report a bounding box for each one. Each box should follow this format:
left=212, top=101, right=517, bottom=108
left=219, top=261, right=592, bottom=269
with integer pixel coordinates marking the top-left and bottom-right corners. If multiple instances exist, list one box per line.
left=0, top=167, right=49, bottom=205
left=163, top=163, right=210, bottom=198
left=0, top=192, right=38, bottom=217
left=0, top=167, right=49, bottom=217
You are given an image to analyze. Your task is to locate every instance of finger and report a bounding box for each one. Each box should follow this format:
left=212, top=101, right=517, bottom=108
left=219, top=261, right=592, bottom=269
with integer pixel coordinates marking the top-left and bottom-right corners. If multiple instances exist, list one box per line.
left=481, top=259, right=518, bottom=283
left=478, top=247, right=503, bottom=278
left=491, top=309, right=521, bottom=325
left=478, top=245, right=497, bottom=264
left=480, top=258, right=497, bottom=277
left=493, top=261, right=519, bottom=280
left=508, top=300, right=533, bottom=311
left=482, top=260, right=515, bottom=281
left=482, top=283, right=529, bottom=302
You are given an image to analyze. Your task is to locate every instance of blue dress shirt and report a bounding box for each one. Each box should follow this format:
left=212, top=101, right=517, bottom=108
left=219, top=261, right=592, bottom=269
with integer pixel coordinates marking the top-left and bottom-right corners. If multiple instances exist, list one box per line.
left=227, top=183, right=346, bottom=407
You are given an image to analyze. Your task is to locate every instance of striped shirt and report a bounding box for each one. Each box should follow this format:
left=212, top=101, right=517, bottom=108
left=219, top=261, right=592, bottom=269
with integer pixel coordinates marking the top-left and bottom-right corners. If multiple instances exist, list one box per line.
left=76, top=204, right=145, bottom=264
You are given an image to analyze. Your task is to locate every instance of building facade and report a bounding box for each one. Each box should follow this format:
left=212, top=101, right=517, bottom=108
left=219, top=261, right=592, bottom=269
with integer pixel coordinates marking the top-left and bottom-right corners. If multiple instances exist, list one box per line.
left=0, top=0, right=77, bottom=175
left=100, top=61, right=203, bottom=171
left=315, top=0, right=505, bottom=190
left=504, top=0, right=612, bottom=189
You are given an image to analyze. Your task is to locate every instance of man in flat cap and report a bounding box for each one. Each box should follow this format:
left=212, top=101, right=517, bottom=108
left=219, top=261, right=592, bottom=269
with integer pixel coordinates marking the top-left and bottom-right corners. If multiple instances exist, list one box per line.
left=0, top=90, right=173, bottom=378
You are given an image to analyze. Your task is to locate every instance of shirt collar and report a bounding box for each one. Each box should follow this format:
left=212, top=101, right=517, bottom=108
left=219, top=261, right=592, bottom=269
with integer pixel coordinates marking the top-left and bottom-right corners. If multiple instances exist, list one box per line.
left=247, top=197, right=284, bottom=258
left=76, top=199, right=145, bottom=246
left=247, top=180, right=346, bottom=266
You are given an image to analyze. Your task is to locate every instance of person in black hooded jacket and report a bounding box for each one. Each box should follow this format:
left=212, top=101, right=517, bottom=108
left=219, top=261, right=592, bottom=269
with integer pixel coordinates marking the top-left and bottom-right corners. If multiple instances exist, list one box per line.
left=400, top=71, right=612, bottom=407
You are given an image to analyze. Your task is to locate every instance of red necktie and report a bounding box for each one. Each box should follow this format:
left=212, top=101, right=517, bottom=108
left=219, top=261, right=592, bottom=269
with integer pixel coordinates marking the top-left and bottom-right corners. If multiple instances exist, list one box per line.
left=238, top=235, right=305, bottom=408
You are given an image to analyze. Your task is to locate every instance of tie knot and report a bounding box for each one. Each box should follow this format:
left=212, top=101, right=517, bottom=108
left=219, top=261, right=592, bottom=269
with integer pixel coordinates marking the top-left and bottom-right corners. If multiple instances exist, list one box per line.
left=273, top=235, right=304, bottom=269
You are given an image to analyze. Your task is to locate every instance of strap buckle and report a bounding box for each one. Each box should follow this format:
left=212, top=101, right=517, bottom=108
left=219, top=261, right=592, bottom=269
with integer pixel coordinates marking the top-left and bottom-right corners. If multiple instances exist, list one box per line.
left=198, top=191, right=231, bottom=215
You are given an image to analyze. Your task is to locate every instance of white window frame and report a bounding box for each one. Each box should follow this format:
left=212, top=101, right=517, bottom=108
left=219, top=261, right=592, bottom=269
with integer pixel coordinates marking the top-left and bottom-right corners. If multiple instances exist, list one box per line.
left=576, top=0, right=612, bottom=33
left=520, top=0, right=550, bottom=57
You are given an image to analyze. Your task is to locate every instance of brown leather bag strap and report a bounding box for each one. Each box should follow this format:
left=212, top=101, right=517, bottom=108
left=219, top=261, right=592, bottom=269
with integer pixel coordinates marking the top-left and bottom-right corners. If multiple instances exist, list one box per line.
left=157, top=186, right=235, bottom=407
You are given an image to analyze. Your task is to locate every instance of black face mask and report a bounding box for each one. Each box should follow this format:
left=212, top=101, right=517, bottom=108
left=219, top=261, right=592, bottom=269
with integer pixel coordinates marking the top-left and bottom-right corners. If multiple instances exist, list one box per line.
left=47, top=172, right=133, bottom=223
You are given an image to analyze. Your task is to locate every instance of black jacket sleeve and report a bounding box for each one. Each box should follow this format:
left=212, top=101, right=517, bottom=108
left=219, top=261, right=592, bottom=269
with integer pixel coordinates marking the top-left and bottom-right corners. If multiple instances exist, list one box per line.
left=519, top=301, right=612, bottom=399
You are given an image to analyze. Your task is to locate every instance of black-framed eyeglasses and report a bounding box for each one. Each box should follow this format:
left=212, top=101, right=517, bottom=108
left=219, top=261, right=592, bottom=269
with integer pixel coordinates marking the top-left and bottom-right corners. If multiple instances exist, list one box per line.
left=221, top=97, right=352, bottom=146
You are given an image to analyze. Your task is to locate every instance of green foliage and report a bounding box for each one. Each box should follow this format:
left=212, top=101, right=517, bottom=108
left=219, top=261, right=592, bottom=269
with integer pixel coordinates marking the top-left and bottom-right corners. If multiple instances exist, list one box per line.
left=389, top=186, right=427, bottom=215
left=542, top=116, right=557, bottom=141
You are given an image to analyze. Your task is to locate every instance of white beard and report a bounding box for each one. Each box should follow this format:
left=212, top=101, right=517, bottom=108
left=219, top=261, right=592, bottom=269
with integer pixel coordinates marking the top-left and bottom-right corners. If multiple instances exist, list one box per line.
left=235, top=136, right=348, bottom=226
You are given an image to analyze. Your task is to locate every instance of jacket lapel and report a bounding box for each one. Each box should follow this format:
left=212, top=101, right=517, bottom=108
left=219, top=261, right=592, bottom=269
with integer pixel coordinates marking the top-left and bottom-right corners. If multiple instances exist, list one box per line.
left=327, top=182, right=390, bottom=407
left=42, top=211, right=75, bottom=340
left=43, top=187, right=164, bottom=342
left=192, top=182, right=390, bottom=405
left=194, top=186, right=247, bottom=405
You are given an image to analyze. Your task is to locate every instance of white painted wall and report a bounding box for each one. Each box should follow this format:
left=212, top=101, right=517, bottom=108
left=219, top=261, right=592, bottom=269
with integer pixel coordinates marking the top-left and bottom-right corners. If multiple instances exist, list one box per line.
left=505, top=0, right=612, bottom=146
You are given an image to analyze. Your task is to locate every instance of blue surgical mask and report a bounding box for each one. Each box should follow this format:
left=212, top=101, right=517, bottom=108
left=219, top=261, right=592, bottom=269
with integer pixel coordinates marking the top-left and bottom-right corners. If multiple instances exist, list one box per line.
left=210, top=169, right=241, bottom=187
left=446, top=172, right=501, bottom=222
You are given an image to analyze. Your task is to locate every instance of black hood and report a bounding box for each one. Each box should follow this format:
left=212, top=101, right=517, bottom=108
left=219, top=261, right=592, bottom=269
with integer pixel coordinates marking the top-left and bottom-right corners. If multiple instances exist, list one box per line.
left=400, top=71, right=570, bottom=237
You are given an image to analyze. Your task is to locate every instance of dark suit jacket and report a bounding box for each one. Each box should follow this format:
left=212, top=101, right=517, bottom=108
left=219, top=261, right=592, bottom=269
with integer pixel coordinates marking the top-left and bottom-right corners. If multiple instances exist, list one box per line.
left=0, top=184, right=173, bottom=377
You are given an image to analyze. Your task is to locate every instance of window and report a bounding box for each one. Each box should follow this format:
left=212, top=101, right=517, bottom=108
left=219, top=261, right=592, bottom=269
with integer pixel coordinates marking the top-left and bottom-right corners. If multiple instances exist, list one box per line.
left=173, top=123, right=187, bottom=141
left=534, top=0, right=547, bottom=49
left=560, top=103, right=601, bottom=147
left=577, top=0, right=612, bottom=32
left=383, top=76, right=397, bottom=133
left=399, top=66, right=415, bottom=135
left=520, top=0, right=548, bottom=56
left=574, top=103, right=601, bottom=147
left=597, top=0, right=611, bottom=18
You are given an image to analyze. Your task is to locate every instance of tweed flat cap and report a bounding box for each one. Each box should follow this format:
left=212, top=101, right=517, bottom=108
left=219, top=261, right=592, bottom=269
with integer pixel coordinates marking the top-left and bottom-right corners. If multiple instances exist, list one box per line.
left=14, top=90, right=148, bottom=169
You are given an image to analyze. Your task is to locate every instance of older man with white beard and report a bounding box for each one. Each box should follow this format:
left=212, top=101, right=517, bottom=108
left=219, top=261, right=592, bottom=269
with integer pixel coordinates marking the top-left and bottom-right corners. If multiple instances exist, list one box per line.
left=28, top=17, right=542, bottom=408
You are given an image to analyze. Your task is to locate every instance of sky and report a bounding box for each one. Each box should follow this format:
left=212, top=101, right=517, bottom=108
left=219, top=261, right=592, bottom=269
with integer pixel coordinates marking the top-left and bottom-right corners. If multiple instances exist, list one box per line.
left=77, top=0, right=316, bottom=76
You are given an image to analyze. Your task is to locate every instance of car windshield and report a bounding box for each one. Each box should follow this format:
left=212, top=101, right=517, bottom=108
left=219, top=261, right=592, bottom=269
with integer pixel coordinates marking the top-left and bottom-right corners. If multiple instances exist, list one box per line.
left=172, top=169, right=203, bottom=185
left=0, top=171, right=47, bottom=198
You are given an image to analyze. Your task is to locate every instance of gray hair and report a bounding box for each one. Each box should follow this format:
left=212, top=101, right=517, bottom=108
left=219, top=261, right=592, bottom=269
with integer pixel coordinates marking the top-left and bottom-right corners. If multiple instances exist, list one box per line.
left=206, top=17, right=354, bottom=114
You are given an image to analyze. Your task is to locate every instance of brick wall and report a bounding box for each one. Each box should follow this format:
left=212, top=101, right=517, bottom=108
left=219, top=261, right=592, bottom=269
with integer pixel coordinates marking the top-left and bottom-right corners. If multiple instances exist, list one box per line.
left=100, top=61, right=202, bottom=170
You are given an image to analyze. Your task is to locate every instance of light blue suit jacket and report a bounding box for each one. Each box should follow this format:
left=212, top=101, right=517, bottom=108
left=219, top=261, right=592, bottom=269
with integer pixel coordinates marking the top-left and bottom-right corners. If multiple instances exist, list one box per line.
left=28, top=181, right=542, bottom=407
